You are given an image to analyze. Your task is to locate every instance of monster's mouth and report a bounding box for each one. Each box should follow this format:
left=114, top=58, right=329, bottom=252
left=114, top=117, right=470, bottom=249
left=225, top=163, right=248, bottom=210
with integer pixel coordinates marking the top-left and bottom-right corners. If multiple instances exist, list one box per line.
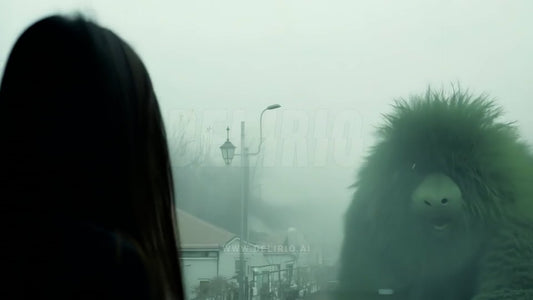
left=431, top=218, right=452, bottom=231
left=433, top=223, right=450, bottom=231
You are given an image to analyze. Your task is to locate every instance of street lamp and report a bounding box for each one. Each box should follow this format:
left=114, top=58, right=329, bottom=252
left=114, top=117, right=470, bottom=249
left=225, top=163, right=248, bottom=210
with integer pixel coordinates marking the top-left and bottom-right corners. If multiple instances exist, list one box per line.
left=219, top=104, right=281, bottom=163
left=220, top=127, right=236, bottom=165
left=219, top=104, right=281, bottom=300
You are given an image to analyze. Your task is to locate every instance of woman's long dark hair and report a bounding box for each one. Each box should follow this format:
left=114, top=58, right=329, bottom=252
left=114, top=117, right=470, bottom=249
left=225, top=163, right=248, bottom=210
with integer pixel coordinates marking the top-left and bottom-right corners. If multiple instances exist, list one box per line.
left=0, top=15, right=183, bottom=299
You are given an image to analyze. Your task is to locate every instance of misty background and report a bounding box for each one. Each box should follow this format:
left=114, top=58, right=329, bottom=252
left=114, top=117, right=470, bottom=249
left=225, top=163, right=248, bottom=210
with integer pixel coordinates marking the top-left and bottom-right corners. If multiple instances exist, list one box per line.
left=2, top=0, right=533, bottom=265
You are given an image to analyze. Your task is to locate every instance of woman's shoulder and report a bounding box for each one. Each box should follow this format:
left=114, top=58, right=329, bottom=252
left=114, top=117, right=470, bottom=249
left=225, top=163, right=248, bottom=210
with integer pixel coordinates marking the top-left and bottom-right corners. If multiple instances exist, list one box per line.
left=1, top=215, right=152, bottom=299
left=59, top=221, right=152, bottom=299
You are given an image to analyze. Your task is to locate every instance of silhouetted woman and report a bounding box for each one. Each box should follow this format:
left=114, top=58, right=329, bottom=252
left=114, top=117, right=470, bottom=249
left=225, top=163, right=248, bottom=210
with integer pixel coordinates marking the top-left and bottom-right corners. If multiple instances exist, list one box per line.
left=0, top=15, right=183, bottom=299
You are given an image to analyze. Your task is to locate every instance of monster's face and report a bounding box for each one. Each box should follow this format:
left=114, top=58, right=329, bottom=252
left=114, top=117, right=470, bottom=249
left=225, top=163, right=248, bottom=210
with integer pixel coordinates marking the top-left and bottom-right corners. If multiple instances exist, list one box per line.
left=410, top=173, right=465, bottom=235
left=385, top=170, right=482, bottom=282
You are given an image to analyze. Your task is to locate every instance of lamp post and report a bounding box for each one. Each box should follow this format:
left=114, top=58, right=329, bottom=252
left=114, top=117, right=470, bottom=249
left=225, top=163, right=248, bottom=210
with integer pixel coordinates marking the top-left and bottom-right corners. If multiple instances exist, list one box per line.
left=219, top=104, right=281, bottom=300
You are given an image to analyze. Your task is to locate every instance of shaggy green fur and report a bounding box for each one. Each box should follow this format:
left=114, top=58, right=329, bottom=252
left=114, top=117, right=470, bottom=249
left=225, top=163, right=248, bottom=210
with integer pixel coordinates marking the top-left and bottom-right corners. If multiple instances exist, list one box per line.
left=357, top=88, right=533, bottom=220
left=339, top=88, right=533, bottom=299
left=473, top=220, right=533, bottom=299
left=377, top=89, right=533, bottom=220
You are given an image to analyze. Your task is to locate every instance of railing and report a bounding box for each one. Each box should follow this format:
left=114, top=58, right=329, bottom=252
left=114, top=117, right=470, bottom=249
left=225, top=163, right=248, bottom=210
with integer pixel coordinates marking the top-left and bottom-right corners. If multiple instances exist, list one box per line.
left=249, top=265, right=335, bottom=300
left=193, top=266, right=336, bottom=300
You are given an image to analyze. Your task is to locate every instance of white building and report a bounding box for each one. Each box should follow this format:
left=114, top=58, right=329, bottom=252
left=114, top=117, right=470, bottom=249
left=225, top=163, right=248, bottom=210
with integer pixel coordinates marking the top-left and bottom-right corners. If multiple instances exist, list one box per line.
left=178, top=210, right=273, bottom=299
left=177, top=210, right=314, bottom=299
left=178, top=209, right=233, bottom=299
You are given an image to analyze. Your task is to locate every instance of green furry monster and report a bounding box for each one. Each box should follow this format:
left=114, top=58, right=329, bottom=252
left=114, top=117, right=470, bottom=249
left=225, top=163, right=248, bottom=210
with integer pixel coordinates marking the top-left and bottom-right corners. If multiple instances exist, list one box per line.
left=338, top=88, right=533, bottom=300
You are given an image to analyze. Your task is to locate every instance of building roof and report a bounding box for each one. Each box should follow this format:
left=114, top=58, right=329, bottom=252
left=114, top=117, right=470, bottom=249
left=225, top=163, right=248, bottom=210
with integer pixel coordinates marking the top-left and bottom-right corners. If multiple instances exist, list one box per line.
left=177, top=209, right=237, bottom=249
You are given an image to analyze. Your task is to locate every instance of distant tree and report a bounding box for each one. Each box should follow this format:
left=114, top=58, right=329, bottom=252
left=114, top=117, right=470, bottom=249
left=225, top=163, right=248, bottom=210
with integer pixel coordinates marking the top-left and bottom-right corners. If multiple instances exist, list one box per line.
left=167, top=112, right=211, bottom=167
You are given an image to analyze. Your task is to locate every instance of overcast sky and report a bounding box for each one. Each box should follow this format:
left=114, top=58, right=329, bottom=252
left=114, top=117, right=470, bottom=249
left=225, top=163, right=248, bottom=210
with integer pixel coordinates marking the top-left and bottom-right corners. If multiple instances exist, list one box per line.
left=2, top=0, right=533, bottom=246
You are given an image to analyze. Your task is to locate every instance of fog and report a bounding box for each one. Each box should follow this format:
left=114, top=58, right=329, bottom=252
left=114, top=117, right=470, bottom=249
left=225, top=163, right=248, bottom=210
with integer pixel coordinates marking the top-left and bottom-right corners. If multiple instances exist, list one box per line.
left=2, top=0, right=533, bottom=274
